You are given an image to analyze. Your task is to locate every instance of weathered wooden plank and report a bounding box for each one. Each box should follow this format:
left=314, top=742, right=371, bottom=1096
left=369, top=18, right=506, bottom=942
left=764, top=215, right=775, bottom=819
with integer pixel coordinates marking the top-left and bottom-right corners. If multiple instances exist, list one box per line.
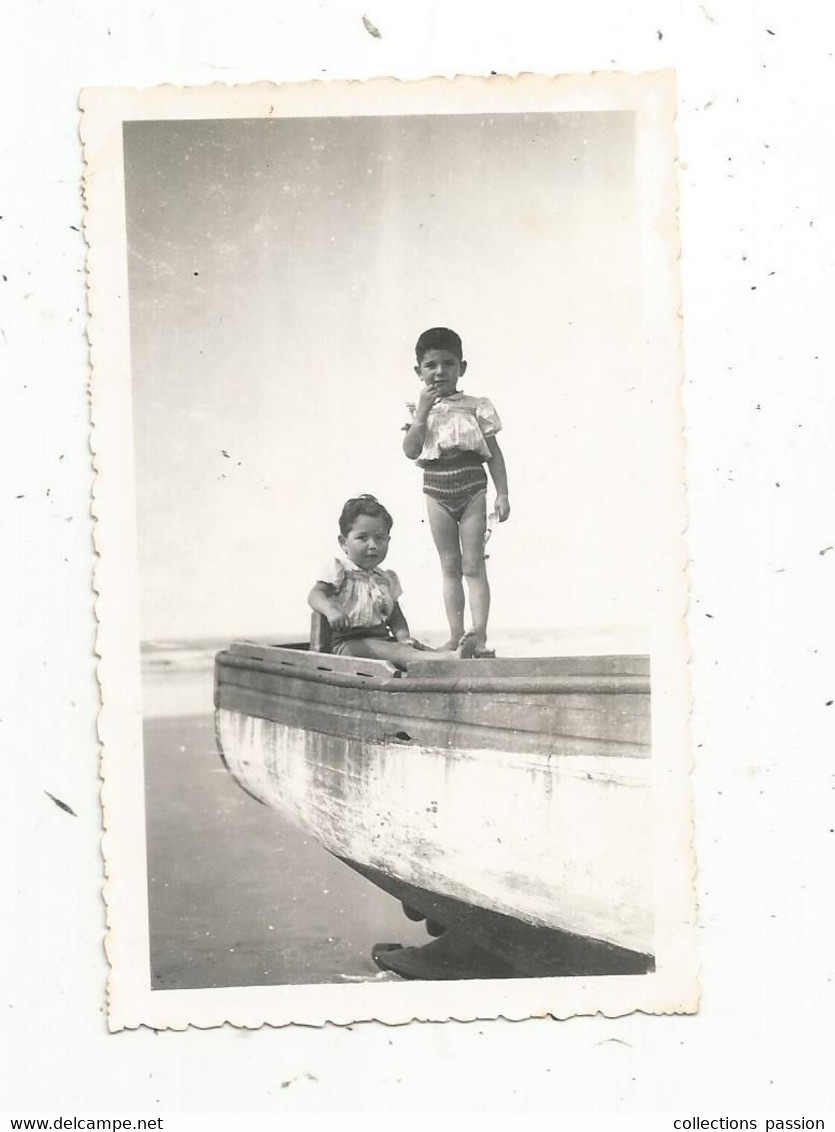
left=393, top=673, right=649, bottom=695
left=216, top=661, right=652, bottom=747
left=216, top=683, right=651, bottom=756
left=407, top=654, right=650, bottom=678
left=218, top=650, right=649, bottom=696
left=225, top=642, right=650, bottom=681
left=223, top=643, right=399, bottom=679
left=309, top=612, right=332, bottom=654
left=219, top=676, right=651, bottom=748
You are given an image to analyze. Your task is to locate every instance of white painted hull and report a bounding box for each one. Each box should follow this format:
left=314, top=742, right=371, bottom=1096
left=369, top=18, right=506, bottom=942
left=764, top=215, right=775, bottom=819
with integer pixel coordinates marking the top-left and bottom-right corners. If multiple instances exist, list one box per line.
left=216, top=708, right=654, bottom=955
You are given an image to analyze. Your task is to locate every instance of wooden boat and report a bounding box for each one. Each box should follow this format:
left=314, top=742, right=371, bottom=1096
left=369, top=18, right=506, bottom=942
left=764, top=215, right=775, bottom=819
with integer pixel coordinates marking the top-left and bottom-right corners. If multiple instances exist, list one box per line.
left=214, top=628, right=654, bottom=980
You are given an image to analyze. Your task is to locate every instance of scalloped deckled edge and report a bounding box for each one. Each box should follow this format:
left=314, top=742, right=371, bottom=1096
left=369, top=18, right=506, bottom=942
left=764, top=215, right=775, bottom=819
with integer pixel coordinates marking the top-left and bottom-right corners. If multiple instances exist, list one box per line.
left=80, top=70, right=698, bottom=1033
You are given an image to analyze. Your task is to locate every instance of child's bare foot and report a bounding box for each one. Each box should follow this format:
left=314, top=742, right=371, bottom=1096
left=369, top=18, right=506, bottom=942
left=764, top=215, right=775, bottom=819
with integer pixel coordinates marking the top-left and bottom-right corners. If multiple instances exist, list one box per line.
left=439, top=637, right=463, bottom=651
left=469, top=632, right=496, bottom=659
left=456, top=632, right=479, bottom=659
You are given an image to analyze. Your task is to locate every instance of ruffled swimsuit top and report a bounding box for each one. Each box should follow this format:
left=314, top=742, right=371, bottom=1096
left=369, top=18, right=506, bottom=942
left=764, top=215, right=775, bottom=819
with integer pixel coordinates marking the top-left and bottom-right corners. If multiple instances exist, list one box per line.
left=405, top=392, right=502, bottom=467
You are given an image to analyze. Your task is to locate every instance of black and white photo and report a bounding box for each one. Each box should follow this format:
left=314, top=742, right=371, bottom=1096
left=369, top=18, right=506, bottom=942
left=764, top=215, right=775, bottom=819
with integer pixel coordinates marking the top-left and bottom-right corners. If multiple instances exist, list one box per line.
left=82, top=72, right=696, bottom=1030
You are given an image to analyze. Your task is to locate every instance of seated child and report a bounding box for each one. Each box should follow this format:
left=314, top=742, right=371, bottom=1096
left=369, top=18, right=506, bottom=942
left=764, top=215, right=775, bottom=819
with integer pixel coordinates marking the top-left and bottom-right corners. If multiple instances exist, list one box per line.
left=308, top=494, right=478, bottom=669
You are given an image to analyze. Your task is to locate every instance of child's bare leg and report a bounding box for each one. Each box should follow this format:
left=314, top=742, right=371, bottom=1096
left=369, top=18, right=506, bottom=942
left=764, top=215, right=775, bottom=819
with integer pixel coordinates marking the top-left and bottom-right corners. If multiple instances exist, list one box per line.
left=336, top=636, right=476, bottom=668
left=459, top=491, right=490, bottom=650
left=426, top=497, right=465, bottom=649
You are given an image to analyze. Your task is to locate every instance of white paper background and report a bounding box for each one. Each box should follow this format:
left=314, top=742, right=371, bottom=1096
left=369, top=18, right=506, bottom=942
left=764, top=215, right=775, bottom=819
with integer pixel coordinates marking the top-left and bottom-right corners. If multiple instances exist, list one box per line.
left=3, top=0, right=834, bottom=1114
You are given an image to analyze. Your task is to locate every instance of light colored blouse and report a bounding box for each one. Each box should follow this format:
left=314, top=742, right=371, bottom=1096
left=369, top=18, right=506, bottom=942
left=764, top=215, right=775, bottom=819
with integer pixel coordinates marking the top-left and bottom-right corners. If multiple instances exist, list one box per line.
left=316, top=552, right=403, bottom=631
left=405, top=392, right=502, bottom=465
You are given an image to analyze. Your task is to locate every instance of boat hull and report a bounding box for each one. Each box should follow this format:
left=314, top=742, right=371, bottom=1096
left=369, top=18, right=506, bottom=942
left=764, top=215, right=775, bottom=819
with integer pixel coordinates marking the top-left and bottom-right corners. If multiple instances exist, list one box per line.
left=215, top=643, right=655, bottom=962
left=341, top=858, right=653, bottom=979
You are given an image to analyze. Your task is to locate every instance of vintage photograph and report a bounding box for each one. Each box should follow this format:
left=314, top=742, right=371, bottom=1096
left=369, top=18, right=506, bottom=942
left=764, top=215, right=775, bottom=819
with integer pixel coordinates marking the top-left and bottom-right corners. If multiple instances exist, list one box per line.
left=82, top=74, right=696, bottom=1029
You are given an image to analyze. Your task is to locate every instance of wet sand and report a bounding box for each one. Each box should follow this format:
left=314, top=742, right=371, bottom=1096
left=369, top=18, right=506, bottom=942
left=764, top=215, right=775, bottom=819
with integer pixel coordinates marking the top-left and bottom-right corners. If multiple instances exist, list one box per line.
left=144, top=710, right=427, bottom=989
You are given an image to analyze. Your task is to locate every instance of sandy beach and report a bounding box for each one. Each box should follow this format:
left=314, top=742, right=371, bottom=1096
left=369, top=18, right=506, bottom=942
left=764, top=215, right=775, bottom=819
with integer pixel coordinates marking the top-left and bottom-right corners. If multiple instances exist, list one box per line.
left=142, top=658, right=429, bottom=990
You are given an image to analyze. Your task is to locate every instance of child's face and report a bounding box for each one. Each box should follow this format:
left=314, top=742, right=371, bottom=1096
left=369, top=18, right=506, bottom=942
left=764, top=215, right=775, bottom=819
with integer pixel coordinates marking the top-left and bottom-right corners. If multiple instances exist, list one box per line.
left=339, top=514, right=391, bottom=570
left=415, top=348, right=467, bottom=398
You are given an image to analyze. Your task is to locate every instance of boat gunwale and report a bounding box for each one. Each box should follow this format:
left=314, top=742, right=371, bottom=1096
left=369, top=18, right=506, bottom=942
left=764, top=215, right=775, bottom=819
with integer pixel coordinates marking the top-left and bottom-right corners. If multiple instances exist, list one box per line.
left=215, top=649, right=652, bottom=698
left=214, top=693, right=653, bottom=759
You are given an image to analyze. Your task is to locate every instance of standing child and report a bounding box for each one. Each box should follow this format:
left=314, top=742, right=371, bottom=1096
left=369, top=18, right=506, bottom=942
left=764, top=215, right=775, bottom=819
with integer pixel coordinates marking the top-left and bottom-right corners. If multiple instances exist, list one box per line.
left=403, top=327, right=510, bottom=657
left=308, top=494, right=478, bottom=668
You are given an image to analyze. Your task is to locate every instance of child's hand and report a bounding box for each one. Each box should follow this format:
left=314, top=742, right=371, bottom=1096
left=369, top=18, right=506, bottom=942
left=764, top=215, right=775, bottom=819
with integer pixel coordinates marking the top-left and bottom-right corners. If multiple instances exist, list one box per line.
left=416, top=384, right=441, bottom=419
left=495, top=495, right=510, bottom=522
left=326, top=608, right=352, bottom=631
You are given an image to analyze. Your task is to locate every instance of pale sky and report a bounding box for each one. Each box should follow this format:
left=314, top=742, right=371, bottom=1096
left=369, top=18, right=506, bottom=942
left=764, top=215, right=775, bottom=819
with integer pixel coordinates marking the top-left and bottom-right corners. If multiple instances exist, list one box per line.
left=124, top=111, right=667, bottom=642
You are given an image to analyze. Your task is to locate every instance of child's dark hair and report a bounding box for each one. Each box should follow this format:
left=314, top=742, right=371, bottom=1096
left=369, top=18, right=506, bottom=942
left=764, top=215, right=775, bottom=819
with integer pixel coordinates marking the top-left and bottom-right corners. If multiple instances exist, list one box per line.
left=415, top=326, right=463, bottom=362
left=339, top=494, right=394, bottom=537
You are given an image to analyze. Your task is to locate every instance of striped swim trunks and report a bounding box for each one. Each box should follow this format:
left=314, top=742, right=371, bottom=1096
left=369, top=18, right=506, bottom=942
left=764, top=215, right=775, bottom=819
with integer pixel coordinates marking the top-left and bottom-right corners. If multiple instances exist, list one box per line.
left=422, top=451, right=488, bottom=520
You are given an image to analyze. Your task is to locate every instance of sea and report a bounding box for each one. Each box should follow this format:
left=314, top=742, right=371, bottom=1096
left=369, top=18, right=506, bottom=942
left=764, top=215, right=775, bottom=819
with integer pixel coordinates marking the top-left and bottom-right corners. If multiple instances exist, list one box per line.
left=141, top=627, right=646, bottom=990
